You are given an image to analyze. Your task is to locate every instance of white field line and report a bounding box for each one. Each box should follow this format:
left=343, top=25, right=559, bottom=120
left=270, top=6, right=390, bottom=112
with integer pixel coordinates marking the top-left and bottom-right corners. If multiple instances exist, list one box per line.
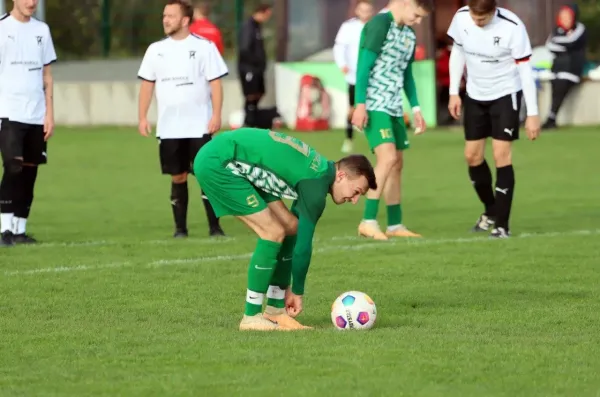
left=3, top=229, right=599, bottom=277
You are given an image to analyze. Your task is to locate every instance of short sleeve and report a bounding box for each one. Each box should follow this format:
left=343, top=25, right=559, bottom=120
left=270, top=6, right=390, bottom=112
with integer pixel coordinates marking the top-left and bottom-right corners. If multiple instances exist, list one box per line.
left=511, top=23, right=533, bottom=61
left=204, top=42, right=229, bottom=82
left=43, top=26, right=57, bottom=65
left=137, top=45, right=156, bottom=82
left=361, top=15, right=390, bottom=54
left=446, top=12, right=463, bottom=46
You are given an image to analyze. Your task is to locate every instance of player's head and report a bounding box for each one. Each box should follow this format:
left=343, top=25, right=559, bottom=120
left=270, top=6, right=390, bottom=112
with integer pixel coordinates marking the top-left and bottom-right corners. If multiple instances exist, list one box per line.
left=163, top=0, right=193, bottom=36
left=12, top=0, right=38, bottom=18
left=193, top=1, right=210, bottom=20
left=557, top=5, right=576, bottom=31
left=467, top=0, right=497, bottom=27
left=389, top=0, right=433, bottom=26
left=355, top=0, right=374, bottom=23
left=253, top=3, right=273, bottom=23
left=331, top=155, right=377, bottom=205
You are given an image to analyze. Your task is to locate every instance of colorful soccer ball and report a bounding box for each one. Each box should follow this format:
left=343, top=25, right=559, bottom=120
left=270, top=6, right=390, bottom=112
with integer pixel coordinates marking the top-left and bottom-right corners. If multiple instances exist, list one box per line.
left=331, top=291, right=377, bottom=330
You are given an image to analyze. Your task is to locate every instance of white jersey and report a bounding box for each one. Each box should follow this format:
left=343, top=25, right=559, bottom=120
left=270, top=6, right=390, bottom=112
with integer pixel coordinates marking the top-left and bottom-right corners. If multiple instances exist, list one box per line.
left=137, top=34, right=228, bottom=139
left=0, top=14, right=57, bottom=125
left=333, top=17, right=366, bottom=85
left=447, top=7, right=532, bottom=102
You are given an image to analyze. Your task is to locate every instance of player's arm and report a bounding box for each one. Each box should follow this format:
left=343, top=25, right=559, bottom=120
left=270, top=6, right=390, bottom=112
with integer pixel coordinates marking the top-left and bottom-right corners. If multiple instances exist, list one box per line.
left=42, top=26, right=57, bottom=140
left=446, top=13, right=466, bottom=96
left=548, top=23, right=587, bottom=51
left=403, top=44, right=420, bottom=111
left=205, top=42, right=229, bottom=133
left=511, top=24, right=538, bottom=117
left=333, top=23, right=349, bottom=72
left=354, top=17, right=388, bottom=104
left=137, top=46, right=156, bottom=136
left=238, top=21, right=256, bottom=68
left=289, top=178, right=328, bottom=295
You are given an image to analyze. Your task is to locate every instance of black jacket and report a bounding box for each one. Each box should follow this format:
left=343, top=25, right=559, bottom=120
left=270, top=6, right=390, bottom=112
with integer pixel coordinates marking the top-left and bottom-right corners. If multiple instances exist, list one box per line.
left=546, top=4, right=587, bottom=80
left=237, top=17, right=267, bottom=73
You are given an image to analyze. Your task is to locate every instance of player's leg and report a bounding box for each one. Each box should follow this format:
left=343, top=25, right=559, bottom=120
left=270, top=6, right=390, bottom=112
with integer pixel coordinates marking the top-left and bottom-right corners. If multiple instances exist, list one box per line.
left=383, top=117, right=421, bottom=237
left=11, top=124, right=45, bottom=244
left=0, top=120, right=25, bottom=247
left=159, top=138, right=190, bottom=237
left=542, top=77, right=576, bottom=130
left=188, top=136, right=225, bottom=237
left=489, top=92, right=521, bottom=238
left=342, top=84, right=355, bottom=153
left=358, top=111, right=398, bottom=240
left=464, top=95, right=496, bottom=232
left=240, top=68, right=263, bottom=128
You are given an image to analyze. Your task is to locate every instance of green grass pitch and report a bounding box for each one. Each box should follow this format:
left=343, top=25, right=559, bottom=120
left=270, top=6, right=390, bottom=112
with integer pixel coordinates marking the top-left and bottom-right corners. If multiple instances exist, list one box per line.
left=1, top=126, right=600, bottom=396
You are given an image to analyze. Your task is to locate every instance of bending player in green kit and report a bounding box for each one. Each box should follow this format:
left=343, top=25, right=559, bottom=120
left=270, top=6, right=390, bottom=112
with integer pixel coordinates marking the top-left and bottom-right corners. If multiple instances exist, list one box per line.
left=193, top=128, right=377, bottom=331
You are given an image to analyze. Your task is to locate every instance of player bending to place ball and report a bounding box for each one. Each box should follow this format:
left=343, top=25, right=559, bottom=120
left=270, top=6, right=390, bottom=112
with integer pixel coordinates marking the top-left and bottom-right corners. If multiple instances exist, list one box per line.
left=352, top=0, right=433, bottom=240
left=193, top=128, right=377, bottom=331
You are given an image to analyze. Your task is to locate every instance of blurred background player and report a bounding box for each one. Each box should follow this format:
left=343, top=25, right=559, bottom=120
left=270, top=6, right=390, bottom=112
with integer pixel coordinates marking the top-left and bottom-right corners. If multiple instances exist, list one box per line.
left=193, top=128, right=377, bottom=331
left=0, top=0, right=56, bottom=246
left=137, top=0, right=227, bottom=238
left=352, top=0, right=431, bottom=240
left=237, top=3, right=272, bottom=128
left=447, top=0, right=540, bottom=238
left=542, top=4, right=587, bottom=130
left=333, top=0, right=373, bottom=154
left=189, top=1, right=224, bottom=55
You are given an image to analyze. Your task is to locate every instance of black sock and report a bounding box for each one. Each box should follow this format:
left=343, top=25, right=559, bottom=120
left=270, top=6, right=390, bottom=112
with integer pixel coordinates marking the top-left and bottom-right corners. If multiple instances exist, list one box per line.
left=468, top=160, right=496, bottom=217
left=495, top=165, right=515, bottom=230
left=201, top=189, right=220, bottom=230
left=244, top=99, right=259, bottom=127
left=0, top=168, right=18, bottom=215
left=14, top=166, right=38, bottom=220
left=346, top=116, right=353, bottom=140
left=171, top=182, right=188, bottom=231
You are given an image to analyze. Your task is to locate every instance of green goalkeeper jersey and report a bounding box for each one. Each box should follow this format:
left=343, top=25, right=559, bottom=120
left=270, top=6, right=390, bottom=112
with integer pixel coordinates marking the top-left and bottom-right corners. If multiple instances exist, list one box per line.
left=357, top=11, right=417, bottom=116
left=209, top=128, right=335, bottom=294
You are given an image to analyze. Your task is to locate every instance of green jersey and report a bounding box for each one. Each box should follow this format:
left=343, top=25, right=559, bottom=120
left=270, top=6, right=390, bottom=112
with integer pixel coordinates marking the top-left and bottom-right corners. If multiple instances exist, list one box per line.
left=206, top=128, right=335, bottom=294
left=359, top=12, right=416, bottom=116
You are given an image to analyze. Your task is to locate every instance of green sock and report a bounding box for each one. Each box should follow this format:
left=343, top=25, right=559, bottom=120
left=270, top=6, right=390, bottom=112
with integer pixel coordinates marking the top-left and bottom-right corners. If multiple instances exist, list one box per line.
left=363, top=199, right=380, bottom=220
left=245, top=238, right=282, bottom=316
left=267, top=235, right=296, bottom=309
left=387, top=204, right=402, bottom=227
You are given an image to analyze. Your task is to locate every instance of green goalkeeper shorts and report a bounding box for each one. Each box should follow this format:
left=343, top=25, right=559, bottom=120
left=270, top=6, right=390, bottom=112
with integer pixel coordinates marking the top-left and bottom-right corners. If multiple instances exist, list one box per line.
left=193, top=145, right=280, bottom=218
left=364, top=110, right=409, bottom=151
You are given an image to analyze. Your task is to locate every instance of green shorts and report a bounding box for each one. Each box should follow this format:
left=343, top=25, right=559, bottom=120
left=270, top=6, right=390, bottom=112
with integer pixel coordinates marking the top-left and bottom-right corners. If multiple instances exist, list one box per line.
left=364, top=111, right=409, bottom=151
left=193, top=148, right=279, bottom=218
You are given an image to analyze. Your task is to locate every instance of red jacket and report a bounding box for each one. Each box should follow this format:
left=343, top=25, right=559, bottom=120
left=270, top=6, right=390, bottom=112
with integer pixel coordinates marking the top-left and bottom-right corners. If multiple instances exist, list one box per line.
left=190, top=18, right=224, bottom=55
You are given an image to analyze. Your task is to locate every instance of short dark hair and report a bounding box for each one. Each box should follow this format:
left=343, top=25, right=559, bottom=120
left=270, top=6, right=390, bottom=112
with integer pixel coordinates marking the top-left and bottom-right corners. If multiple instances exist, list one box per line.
left=414, top=0, right=434, bottom=12
left=193, top=1, right=210, bottom=16
left=468, top=0, right=496, bottom=15
left=254, top=3, right=273, bottom=13
left=337, top=155, right=377, bottom=191
left=167, top=0, right=194, bottom=20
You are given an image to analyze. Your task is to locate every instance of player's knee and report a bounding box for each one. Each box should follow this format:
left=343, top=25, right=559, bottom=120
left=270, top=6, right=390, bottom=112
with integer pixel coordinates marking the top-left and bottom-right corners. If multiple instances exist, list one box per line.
left=261, top=222, right=286, bottom=243
left=493, top=148, right=512, bottom=167
left=284, top=216, right=298, bottom=236
left=171, top=173, right=187, bottom=184
left=464, top=149, right=484, bottom=166
left=4, top=158, right=23, bottom=174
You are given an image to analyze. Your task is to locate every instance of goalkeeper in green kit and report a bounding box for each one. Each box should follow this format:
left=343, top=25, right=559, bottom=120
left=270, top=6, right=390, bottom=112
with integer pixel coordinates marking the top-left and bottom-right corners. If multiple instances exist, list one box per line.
left=352, top=0, right=433, bottom=240
left=193, top=128, right=377, bottom=331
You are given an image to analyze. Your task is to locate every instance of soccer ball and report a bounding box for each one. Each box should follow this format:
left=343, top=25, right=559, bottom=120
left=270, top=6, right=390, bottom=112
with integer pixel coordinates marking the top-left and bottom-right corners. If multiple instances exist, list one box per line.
left=331, top=291, right=377, bottom=330
left=228, top=110, right=245, bottom=129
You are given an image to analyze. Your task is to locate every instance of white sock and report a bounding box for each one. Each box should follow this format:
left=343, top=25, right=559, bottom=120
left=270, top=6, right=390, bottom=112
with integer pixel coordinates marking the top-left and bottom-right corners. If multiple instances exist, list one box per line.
left=387, top=224, right=404, bottom=232
left=246, top=289, right=264, bottom=309
left=13, top=217, right=26, bottom=235
left=362, top=219, right=379, bottom=225
left=1, top=213, right=14, bottom=233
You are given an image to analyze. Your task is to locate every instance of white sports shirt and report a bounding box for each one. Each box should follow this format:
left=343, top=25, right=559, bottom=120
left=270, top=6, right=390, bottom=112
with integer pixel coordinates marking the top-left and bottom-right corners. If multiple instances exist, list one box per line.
left=0, top=14, right=57, bottom=125
left=333, top=17, right=366, bottom=85
left=447, top=7, right=533, bottom=102
left=138, top=34, right=229, bottom=139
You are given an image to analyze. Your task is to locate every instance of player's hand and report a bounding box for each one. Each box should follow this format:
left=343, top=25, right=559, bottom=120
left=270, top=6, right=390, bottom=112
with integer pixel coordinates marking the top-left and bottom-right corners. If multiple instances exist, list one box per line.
left=285, top=289, right=303, bottom=318
left=341, top=66, right=349, bottom=75
left=43, top=114, right=54, bottom=141
left=351, top=104, right=368, bottom=131
left=413, top=110, right=426, bottom=135
left=138, top=119, right=151, bottom=137
left=448, top=95, right=462, bottom=120
left=207, top=115, right=221, bottom=134
left=525, top=115, right=540, bottom=141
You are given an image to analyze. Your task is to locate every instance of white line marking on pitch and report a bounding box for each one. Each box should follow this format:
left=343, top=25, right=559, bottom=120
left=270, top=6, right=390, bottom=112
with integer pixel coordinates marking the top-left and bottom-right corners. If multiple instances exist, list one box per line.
left=4, top=229, right=599, bottom=277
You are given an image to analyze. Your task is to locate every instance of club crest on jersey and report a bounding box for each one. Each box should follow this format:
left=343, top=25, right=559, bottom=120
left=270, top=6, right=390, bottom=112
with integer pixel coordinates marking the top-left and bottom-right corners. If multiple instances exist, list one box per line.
left=493, top=36, right=500, bottom=46
left=189, top=50, right=196, bottom=59
left=36, top=36, right=42, bottom=46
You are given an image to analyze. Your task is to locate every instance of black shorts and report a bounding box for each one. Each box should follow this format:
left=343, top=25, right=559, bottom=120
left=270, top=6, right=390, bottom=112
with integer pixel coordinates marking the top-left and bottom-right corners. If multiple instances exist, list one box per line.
left=464, top=91, right=522, bottom=141
left=348, top=84, right=355, bottom=107
left=0, top=118, right=47, bottom=165
left=158, top=135, right=212, bottom=175
left=239, top=69, right=265, bottom=97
